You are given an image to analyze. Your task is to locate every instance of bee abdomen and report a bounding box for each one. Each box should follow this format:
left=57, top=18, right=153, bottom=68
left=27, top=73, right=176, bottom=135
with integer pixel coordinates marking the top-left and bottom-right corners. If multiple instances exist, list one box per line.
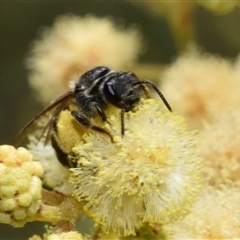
left=51, top=135, right=71, bottom=168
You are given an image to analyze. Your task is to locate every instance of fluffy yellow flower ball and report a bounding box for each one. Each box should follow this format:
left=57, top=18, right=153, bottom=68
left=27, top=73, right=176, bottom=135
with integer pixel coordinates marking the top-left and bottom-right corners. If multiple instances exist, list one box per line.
left=47, top=231, right=84, bottom=240
left=69, top=99, right=202, bottom=236
left=27, top=15, right=141, bottom=103
left=161, top=48, right=240, bottom=129
left=166, top=183, right=240, bottom=239
left=200, top=109, right=240, bottom=185
left=0, top=145, right=43, bottom=227
left=30, top=231, right=84, bottom=240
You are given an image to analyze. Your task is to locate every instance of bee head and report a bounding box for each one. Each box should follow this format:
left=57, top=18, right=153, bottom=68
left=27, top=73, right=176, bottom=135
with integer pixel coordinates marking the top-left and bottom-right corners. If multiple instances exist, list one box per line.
left=104, top=72, right=142, bottom=111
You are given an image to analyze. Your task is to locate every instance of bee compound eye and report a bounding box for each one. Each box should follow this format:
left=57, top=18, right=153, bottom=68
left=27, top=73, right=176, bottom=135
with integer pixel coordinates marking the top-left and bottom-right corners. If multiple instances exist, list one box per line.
left=106, top=83, right=115, bottom=96
left=104, top=81, right=122, bottom=108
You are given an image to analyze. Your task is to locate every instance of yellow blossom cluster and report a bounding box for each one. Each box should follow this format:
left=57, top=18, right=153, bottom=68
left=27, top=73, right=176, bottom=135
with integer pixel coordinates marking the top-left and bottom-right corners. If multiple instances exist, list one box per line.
left=0, top=145, right=43, bottom=227
left=200, top=109, right=240, bottom=185
left=161, top=47, right=240, bottom=129
left=166, top=183, right=240, bottom=239
left=27, top=15, right=141, bottom=104
left=46, top=231, right=84, bottom=240
left=156, top=46, right=240, bottom=238
left=46, top=232, right=83, bottom=240
left=30, top=231, right=85, bottom=240
left=95, top=224, right=168, bottom=240
left=69, top=98, right=202, bottom=236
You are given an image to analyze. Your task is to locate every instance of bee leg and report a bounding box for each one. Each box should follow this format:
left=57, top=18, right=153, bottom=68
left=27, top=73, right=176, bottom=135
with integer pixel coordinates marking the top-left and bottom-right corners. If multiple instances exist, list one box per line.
left=92, top=102, right=112, bottom=127
left=92, top=103, right=107, bottom=121
left=71, top=111, right=113, bottom=142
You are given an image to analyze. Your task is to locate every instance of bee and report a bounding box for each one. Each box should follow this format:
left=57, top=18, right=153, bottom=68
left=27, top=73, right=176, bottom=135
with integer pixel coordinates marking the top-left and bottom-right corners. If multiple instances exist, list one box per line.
left=13, top=66, right=172, bottom=167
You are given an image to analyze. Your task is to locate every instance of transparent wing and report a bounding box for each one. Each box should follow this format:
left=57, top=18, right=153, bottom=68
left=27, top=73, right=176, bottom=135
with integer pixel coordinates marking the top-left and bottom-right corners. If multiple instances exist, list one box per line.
left=13, top=91, right=73, bottom=147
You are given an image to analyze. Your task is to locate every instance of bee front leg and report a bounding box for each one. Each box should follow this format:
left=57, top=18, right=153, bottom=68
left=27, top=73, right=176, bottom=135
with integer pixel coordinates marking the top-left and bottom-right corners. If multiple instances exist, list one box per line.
left=92, top=102, right=112, bottom=127
left=71, top=111, right=113, bottom=142
left=92, top=102, right=107, bottom=122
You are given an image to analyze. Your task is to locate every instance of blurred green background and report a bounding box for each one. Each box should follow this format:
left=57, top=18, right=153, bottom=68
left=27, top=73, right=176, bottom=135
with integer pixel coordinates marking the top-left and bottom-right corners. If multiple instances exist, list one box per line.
left=0, top=1, right=240, bottom=239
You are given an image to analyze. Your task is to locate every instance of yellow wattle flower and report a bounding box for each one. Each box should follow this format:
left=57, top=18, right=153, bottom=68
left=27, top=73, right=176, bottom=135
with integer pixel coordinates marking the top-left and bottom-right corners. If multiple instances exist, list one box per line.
left=69, top=98, right=202, bottom=236
left=30, top=231, right=85, bottom=240
left=166, top=183, right=240, bottom=239
left=0, top=145, right=43, bottom=227
left=47, top=231, right=84, bottom=240
left=161, top=48, right=240, bottom=129
left=27, top=15, right=141, bottom=104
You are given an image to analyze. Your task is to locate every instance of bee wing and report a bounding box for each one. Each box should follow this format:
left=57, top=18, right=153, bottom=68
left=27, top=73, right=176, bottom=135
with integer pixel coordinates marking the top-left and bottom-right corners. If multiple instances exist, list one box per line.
left=13, top=91, right=73, bottom=147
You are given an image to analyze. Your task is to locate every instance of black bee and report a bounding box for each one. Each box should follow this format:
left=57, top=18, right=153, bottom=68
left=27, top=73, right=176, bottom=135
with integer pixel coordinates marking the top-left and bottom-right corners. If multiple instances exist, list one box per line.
left=13, top=66, right=172, bottom=167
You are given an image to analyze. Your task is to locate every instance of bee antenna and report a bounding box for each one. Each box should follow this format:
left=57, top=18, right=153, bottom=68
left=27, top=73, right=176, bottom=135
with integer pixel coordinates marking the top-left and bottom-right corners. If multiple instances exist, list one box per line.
left=137, top=80, right=172, bottom=112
